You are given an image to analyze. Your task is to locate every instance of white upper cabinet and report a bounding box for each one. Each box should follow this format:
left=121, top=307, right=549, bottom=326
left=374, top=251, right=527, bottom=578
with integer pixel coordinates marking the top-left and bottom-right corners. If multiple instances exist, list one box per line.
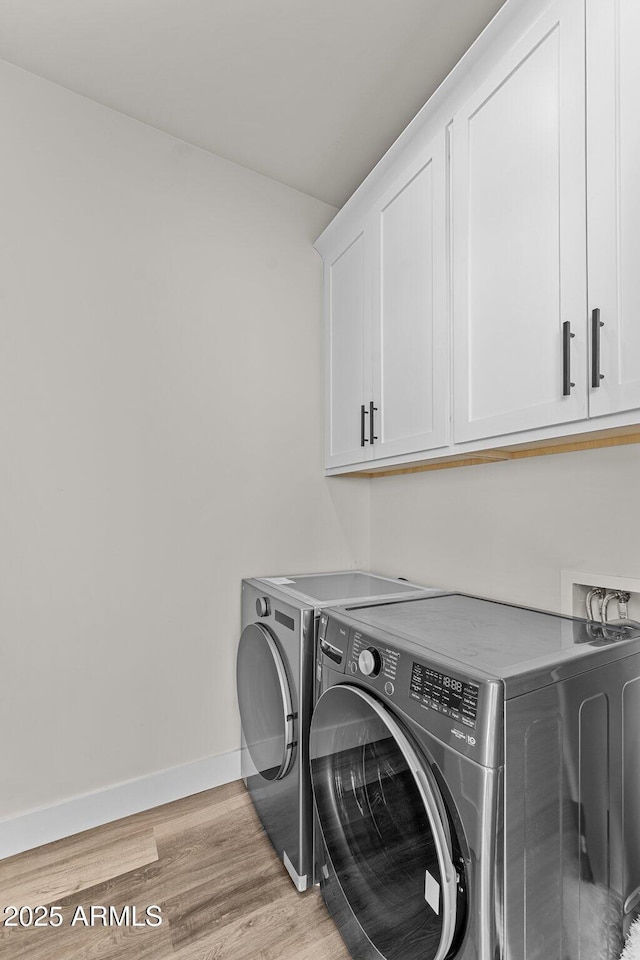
left=325, top=228, right=372, bottom=469
left=317, top=0, right=640, bottom=475
left=322, top=131, right=449, bottom=469
left=586, top=0, right=640, bottom=418
left=370, top=132, right=449, bottom=460
left=452, top=0, right=587, bottom=443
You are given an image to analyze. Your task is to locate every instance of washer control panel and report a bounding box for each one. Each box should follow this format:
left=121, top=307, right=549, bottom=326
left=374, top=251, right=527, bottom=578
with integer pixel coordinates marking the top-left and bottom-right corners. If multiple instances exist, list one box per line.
left=358, top=648, right=381, bottom=677
left=409, top=663, right=479, bottom=728
left=318, top=611, right=502, bottom=767
left=351, top=631, right=399, bottom=682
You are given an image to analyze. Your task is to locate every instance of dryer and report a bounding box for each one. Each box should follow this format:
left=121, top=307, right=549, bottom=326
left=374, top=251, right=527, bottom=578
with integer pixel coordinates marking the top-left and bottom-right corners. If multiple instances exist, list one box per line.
left=237, top=572, right=444, bottom=891
left=310, top=593, right=640, bottom=960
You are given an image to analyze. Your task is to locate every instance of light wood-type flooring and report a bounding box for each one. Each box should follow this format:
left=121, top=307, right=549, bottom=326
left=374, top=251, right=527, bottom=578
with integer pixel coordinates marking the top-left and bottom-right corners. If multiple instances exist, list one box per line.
left=0, top=780, right=350, bottom=960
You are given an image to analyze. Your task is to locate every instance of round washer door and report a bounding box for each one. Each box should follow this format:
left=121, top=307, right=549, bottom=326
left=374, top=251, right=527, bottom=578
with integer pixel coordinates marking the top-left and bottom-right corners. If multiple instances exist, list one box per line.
left=236, top=623, right=295, bottom=782
left=310, top=684, right=462, bottom=960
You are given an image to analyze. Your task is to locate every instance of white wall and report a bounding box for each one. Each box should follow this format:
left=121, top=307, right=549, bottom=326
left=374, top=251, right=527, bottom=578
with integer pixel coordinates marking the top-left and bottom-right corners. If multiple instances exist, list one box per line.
left=0, top=60, right=369, bottom=820
left=369, top=443, right=640, bottom=612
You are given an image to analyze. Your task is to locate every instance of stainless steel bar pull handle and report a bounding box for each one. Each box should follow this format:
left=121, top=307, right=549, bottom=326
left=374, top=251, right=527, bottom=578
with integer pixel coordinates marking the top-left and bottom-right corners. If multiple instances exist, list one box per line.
left=562, top=321, right=575, bottom=396
left=591, top=308, right=604, bottom=388
left=369, top=401, right=378, bottom=444
left=360, top=404, right=368, bottom=447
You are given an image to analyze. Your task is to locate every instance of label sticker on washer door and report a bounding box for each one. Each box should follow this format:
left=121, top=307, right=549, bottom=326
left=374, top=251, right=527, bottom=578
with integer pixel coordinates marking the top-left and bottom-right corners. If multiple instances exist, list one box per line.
left=424, top=870, right=440, bottom=914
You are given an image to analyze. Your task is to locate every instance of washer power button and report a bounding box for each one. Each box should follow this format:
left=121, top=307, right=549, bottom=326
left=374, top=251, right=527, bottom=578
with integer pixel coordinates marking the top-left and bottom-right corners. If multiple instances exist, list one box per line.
left=384, top=681, right=395, bottom=696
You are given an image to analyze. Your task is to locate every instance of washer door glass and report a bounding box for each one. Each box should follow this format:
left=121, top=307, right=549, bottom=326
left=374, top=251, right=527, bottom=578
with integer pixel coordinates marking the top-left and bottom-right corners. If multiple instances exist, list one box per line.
left=236, top=623, right=295, bottom=782
left=310, top=684, right=459, bottom=960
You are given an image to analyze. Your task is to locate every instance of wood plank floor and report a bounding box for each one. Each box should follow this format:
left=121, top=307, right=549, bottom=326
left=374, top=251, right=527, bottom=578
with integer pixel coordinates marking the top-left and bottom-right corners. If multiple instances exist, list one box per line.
left=0, top=781, right=350, bottom=960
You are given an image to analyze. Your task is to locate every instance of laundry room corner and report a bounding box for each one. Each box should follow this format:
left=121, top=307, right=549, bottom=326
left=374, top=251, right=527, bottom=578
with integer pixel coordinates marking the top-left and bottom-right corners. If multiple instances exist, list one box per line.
left=324, top=474, right=372, bottom=573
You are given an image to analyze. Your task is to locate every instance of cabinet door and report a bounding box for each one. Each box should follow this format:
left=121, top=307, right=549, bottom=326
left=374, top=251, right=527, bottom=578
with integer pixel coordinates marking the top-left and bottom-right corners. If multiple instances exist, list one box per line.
left=452, top=0, right=587, bottom=443
left=324, top=229, right=372, bottom=468
left=587, top=0, right=640, bottom=417
left=370, top=131, right=449, bottom=460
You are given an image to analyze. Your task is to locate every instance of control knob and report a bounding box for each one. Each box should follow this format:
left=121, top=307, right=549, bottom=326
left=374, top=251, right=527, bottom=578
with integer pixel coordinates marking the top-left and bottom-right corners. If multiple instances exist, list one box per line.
left=358, top=647, right=382, bottom=677
left=255, top=596, right=271, bottom=618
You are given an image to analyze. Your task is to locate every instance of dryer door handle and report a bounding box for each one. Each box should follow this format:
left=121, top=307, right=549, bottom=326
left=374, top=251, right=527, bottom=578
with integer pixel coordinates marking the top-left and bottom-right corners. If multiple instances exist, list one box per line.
left=236, top=622, right=296, bottom=782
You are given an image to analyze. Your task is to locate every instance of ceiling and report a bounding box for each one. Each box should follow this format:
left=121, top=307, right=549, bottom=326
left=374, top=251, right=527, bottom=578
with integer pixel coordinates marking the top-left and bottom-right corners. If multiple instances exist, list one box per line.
left=0, top=0, right=506, bottom=208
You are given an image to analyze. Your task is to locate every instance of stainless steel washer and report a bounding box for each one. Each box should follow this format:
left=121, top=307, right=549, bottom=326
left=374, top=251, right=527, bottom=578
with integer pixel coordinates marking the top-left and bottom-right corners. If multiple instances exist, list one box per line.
left=237, top=571, right=445, bottom=891
left=311, top=593, right=640, bottom=960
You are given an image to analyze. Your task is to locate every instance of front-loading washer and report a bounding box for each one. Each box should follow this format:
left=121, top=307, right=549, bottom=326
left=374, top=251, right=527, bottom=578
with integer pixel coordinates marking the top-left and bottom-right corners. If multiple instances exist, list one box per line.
left=237, top=572, right=446, bottom=892
left=311, top=593, right=640, bottom=960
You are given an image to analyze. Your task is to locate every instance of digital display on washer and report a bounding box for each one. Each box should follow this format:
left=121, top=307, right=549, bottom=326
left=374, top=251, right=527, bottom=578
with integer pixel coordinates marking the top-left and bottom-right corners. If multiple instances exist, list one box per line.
left=410, top=662, right=479, bottom=728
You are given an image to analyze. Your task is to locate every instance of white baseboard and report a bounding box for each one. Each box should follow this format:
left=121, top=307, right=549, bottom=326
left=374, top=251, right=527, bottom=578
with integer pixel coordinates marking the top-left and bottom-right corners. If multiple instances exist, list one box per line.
left=0, top=748, right=241, bottom=861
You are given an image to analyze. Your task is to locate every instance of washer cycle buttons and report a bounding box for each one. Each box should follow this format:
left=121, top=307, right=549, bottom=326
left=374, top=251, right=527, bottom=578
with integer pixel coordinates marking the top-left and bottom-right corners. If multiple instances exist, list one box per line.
left=358, top=647, right=382, bottom=677
left=384, top=681, right=395, bottom=696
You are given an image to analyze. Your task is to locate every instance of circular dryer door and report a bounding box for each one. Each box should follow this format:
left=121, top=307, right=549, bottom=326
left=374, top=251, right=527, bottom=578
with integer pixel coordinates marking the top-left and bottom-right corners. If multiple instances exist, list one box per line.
left=310, top=684, right=462, bottom=960
left=236, top=623, right=295, bottom=782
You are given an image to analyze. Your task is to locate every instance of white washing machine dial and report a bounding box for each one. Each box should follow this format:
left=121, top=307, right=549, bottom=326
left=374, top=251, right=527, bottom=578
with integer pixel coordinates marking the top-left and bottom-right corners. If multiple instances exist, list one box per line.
left=358, top=647, right=382, bottom=677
